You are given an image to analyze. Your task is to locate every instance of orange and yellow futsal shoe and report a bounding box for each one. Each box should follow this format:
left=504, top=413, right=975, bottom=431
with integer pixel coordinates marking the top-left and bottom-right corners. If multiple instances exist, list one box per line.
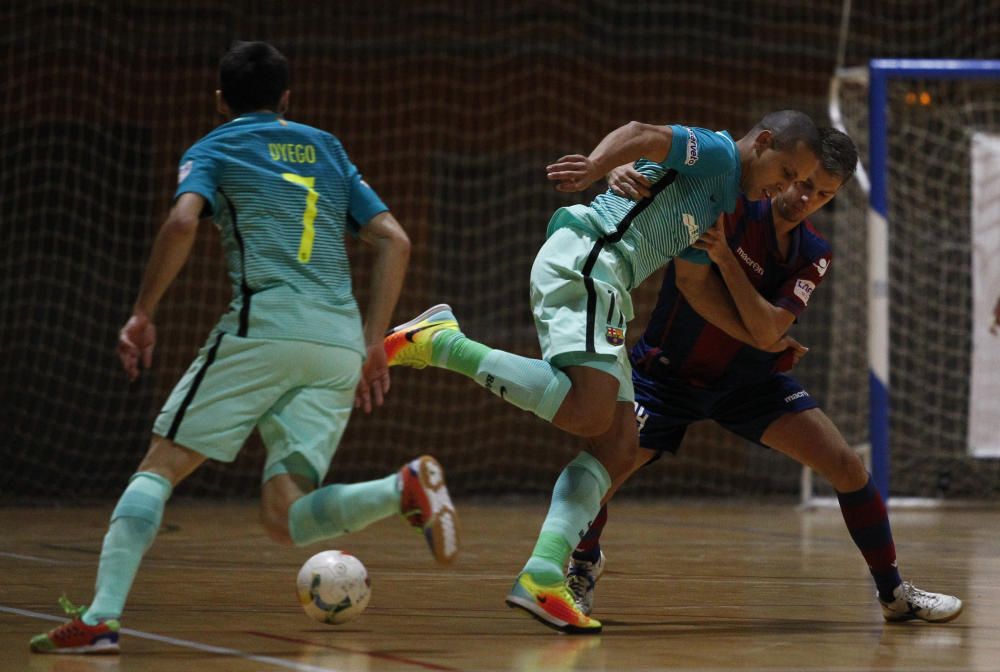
left=506, top=572, right=603, bottom=634
left=384, top=304, right=460, bottom=369
left=30, top=597, right=121, bottom=654
left=399, top=455, right=460, bottom=566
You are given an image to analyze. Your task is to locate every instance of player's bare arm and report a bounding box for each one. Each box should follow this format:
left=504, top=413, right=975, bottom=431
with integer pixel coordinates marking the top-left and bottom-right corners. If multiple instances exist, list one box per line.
left=606, top=163, right=653, bottom=200
left=118, top=192, right=205, bottom=381
left=693, top=214, right=795, bottom=348
left=547, top=122, right=672, bottom=193
left=674, top=257, right=778, bottom=350
left=676, top=248, right=805, bottom=367
left=355, top=211, right=411, bottom=413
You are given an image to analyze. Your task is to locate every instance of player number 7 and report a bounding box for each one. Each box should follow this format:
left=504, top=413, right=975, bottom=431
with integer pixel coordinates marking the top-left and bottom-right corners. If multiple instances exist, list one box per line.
left=281, top=173, right=319, bottom=263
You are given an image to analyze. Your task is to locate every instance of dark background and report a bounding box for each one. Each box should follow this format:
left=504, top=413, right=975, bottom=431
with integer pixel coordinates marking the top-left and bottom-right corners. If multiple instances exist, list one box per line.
left=3, top=1, right=999, bottom=500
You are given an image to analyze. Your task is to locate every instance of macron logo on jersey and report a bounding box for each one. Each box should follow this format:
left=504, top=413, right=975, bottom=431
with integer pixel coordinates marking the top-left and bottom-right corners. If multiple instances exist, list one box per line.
left=736, top=246, right=764, bottom=276
left=684, top=127, right=699, bottom=166
left=794, top=279, right=816, bottom=304
left=178, top=160, right=193, bottom=185
left=814, top=258, right=830, bottom=277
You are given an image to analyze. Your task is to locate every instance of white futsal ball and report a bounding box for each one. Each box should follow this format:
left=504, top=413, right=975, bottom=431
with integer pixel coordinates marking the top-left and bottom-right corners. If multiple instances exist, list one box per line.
left=296, top=550, right=371, bottom=624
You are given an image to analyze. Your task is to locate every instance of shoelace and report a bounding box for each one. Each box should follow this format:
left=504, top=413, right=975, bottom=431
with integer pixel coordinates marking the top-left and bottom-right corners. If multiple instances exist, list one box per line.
left=902, top=582, right=943, bottom=608
left=57, top=595, right=86, bottom=619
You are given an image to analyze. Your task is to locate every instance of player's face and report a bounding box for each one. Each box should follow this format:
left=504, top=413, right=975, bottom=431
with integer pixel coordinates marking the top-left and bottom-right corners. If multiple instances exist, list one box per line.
left=773, top=167, right=844, bottom=223
left=743, top=135, right=818, bottom=202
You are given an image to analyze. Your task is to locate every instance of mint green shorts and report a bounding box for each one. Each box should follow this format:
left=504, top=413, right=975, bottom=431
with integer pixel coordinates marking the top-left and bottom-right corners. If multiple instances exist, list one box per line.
left=152, top=332, right=362, bottom=485
left=530, top=215, right=635, bottom=403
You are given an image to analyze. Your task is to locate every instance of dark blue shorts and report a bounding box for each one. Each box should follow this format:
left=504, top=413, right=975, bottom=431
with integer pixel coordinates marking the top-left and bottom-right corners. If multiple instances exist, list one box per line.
left=633, top=370, right=819, bottom=456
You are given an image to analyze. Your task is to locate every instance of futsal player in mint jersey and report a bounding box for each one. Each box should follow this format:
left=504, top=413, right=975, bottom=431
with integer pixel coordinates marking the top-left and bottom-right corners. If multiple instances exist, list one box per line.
left=564, top=128, right=962, bottom=624
left=31, top=41, right=459, bottom=655
left=386, top=111, right=821, bottom=633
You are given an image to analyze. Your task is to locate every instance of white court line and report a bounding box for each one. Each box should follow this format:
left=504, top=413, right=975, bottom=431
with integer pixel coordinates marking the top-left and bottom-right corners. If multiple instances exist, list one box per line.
left=0, top=551, right=67, bottom=564
left=0, top=605, right=340, bottom=672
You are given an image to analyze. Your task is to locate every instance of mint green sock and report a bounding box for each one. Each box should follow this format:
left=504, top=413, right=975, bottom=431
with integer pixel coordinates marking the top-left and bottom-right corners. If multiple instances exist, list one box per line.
left=288, top=473, right=400, bottom=546
left=434, top=333, right=572, bottom=422
left=522, top=452, right=611, bottom=584
left=84, top=472, right=172, bottom=624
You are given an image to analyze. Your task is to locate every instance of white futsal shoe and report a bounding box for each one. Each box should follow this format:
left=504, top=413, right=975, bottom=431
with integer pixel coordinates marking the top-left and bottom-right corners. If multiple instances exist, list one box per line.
left=879, top=581, right=963, bottom=623
left=566, top=551, right=606, bottom=616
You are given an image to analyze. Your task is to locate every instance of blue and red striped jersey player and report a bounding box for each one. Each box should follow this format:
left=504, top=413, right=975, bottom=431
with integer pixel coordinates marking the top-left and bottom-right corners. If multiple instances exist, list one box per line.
left=564, top=128, right=963, bottom=625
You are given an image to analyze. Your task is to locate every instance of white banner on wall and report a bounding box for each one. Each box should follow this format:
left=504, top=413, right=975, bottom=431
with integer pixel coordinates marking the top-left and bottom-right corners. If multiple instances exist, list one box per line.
left=969, top=132, right=1000, bottom=457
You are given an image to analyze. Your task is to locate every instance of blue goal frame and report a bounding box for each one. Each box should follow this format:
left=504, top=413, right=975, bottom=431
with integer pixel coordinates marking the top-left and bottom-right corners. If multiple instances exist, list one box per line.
left=867, top=59, right=1000, bottom=500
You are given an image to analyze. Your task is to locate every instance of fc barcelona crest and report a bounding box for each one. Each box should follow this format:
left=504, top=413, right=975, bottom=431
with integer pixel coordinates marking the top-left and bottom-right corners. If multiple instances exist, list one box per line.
left=606, top=326, right=625, bottom=346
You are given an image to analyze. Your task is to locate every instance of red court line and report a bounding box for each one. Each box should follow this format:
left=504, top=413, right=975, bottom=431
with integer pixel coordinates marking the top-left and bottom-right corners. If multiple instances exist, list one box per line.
left=245, top=630, right=465, bottom=672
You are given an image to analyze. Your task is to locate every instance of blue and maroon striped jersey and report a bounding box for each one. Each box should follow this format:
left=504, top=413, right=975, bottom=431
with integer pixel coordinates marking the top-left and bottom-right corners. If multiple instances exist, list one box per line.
left=632, top=194, right=832, bottom=388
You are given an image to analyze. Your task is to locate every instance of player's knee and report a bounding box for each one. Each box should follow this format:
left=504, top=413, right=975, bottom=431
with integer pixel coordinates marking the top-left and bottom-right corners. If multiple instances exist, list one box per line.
left=825, top=446, right=868, bottom=492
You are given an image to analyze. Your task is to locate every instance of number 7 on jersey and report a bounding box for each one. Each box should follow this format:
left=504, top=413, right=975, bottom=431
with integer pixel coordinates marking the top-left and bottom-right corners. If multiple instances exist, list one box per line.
left=282, top=173, right=319, bottom=263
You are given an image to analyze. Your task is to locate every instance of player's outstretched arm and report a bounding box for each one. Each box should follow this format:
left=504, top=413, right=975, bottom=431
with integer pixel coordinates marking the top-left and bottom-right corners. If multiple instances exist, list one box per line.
left=547, top=122, right=672, bottom=193
left=118, top=192, right=204, bottom=381
left=355, top=211, right=411, bottom=413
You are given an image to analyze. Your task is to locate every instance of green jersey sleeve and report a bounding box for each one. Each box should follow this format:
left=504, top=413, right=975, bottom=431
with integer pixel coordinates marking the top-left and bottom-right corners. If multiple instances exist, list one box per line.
left=661, top=125, right=738, bottom=178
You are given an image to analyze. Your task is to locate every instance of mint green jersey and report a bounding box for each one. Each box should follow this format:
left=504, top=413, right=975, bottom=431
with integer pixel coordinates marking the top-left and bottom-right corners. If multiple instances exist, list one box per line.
left=175, top=112, right=388, bottom=354
left=549, top=125, right=741, bottom=288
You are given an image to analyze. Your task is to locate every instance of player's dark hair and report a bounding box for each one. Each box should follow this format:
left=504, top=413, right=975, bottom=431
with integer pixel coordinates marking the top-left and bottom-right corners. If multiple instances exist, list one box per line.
left=752, top=110, right=822, bottom=157
left=219, top=41, right=289, bottom=115
left=818, top=127, right=858, bottom=184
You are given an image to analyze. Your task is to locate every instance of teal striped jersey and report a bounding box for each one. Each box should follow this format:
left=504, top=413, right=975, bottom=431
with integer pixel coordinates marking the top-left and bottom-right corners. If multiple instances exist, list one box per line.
left=549, top=125, right=741, bottom=288
left=175, top=112, right=388, bottom=354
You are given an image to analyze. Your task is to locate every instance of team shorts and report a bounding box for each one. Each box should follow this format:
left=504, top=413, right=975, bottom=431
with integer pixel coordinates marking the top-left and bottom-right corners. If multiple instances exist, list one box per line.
left=632, top=368, right=819, bottom=457
left=152, top=331, right=363, bottom=485
left=530, top=216, right=636, bottom=402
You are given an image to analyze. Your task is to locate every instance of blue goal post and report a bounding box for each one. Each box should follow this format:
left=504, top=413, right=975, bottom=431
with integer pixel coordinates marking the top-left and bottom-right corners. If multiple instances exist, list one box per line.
left=867, top=59, right=1000, bottom=501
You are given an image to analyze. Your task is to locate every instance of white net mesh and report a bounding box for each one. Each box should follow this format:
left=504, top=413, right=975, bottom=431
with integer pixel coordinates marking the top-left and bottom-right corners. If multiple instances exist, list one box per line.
left=3, top=2, right=1000, bottom=500
left=827, top=69, right=1000, bottom=499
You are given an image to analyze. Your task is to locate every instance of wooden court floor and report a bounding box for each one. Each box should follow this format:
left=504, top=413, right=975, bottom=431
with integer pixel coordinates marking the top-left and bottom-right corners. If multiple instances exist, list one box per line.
left=2, top=501, right=998, bottom=672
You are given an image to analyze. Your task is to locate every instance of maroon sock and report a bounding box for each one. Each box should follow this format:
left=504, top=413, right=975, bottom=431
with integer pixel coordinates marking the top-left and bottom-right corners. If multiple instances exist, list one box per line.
left=837, top=475, right=901, bottom=601
left=572, top=504, right=608, bottom=563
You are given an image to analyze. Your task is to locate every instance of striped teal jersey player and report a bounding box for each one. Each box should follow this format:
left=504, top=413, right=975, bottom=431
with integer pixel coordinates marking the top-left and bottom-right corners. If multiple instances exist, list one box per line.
left=175, top=111, right=388, bottom=355
left=549, top=125, right=740, bottom=288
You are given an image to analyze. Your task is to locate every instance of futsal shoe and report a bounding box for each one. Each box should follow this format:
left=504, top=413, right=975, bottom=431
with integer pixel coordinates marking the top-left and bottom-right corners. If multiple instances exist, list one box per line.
left=29, top=597, right=120, bottom=654
left=566, top=551, right=606, bottom=616
left=400, top=455, right=460, bottom=566
left=879, top=581, right=963, bottom=623
left=384, top=304, right=460, bottom=369
left=506, top=572, right=603, bottom=634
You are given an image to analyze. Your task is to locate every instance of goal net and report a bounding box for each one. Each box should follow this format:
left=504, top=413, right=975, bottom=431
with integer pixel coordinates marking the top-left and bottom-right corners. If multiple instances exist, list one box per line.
left=816, top=62, right=1000, bottom=501
left=4, top=3, right=996, bottom=502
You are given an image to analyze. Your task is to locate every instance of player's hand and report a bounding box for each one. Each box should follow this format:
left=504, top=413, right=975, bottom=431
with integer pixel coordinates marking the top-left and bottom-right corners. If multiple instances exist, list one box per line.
left=692, top=214, right=732, bottom=264
left=607, top=164, right=652, bottom=200
left=771, top=335, right=809, bottom=372
left=118, top=313, right=156, bottom=382
left=546, top=154, right=600, bottom=192
left=355, top=342, right=391, bottom=413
